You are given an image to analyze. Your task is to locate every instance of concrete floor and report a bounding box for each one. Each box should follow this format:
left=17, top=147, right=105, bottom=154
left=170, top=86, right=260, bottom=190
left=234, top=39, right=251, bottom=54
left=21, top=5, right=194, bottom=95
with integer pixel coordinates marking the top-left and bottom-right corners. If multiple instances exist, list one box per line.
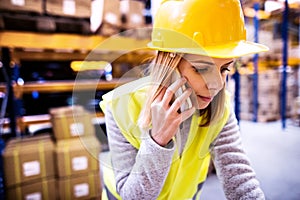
left=201, top=119, right=300, bottom=200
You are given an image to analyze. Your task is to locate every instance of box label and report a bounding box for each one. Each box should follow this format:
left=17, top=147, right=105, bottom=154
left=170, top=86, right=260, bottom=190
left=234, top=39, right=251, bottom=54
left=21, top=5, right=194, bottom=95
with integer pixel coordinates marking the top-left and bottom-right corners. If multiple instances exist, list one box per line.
left=23, top=161, right=40, bottom=177
left=70, top=123, right=84, bottom=136
left=72, top=156, right=88, bottom=171
left=26, top=192, right=41, bottom=200
left=11, top=0, right=25, bottom=6
left=63, top=0, right=76, bottom=15
left=74, top=183, right=89, bottom=197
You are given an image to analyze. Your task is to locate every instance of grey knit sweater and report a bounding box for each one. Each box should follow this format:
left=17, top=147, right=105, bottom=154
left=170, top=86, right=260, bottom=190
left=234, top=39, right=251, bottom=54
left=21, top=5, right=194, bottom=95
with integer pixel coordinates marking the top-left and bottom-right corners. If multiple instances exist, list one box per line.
left=105, top=105, right=265, bottom=200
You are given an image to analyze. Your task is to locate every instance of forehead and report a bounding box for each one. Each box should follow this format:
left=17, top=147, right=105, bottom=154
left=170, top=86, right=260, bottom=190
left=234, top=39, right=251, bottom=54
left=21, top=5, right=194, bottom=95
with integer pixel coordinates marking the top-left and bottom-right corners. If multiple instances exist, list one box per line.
left=183, top=54, right=234, bottom=65
left=183, top=54, right=213, bottom=63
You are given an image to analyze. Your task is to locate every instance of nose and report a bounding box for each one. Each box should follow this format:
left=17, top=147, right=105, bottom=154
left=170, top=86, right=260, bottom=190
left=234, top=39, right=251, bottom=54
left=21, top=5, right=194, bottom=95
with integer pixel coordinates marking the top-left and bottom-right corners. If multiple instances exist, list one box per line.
left=202, top=70, right=224, bottom=93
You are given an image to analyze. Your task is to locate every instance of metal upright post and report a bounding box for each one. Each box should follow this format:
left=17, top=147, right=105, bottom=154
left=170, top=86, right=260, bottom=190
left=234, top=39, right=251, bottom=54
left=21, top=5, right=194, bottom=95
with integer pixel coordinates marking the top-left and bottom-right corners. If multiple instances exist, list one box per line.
left=233, top=67, right=240, bottom=124
left=253, top=2, right=260, bottom=122
left=281, top=0, right=289, bottom=129
left=1, top=48, right=17, bottom=137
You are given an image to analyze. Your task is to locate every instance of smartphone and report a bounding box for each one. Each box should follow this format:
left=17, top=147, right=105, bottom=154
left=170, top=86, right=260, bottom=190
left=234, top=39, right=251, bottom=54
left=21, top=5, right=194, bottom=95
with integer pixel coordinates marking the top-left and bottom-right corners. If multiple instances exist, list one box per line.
left=171, top=69, right=193, bottom=112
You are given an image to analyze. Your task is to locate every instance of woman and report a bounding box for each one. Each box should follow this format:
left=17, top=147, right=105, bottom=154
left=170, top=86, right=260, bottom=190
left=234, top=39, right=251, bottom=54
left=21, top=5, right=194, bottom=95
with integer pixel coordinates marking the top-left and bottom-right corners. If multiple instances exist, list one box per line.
left=100, top=0, right=269, bottom=199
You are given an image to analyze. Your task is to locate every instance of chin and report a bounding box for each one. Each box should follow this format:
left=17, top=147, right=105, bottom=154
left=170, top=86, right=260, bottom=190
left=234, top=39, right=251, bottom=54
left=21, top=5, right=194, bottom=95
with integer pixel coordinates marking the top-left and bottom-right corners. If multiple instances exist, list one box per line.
left=196, top=101, right=210, bottom=110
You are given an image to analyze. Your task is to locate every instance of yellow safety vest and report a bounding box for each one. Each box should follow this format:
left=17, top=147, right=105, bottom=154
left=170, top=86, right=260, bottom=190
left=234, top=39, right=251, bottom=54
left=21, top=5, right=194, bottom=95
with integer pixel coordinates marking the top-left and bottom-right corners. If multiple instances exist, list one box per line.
left=100, top=76, right=231, bottom=200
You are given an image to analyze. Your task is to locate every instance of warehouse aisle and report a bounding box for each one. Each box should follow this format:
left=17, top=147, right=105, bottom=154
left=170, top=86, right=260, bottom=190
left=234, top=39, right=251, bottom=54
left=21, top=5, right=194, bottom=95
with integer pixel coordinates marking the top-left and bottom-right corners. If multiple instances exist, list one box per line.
left=201, top=119, right=300, bottom=200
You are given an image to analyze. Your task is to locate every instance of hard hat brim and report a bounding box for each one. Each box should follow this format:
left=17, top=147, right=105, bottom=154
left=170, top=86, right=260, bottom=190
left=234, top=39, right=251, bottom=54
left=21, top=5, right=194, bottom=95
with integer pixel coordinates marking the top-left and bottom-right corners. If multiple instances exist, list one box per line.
left=147, top=40, right=269, bottom=58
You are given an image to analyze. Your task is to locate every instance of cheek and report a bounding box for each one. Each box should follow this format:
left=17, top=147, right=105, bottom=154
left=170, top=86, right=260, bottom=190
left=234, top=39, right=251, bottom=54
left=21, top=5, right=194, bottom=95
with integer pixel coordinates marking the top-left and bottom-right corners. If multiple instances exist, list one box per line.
left=184, top=73, right=206, bottom=91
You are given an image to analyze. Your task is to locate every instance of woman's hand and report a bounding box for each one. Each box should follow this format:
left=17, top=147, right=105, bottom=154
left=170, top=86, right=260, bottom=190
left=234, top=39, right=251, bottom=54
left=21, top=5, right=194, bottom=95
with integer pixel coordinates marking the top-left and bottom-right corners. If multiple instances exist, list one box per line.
left=150, top=78, right=195, bottom=146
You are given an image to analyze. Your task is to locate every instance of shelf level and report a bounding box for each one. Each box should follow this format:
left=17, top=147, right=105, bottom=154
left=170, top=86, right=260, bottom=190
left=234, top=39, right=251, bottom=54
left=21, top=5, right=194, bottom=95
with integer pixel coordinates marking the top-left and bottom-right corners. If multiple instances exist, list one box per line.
left=2, top=112, right=105, bottom=134
left=0, top=31, right=150, bottom=51
left=0, top=78, right=134, bottom=93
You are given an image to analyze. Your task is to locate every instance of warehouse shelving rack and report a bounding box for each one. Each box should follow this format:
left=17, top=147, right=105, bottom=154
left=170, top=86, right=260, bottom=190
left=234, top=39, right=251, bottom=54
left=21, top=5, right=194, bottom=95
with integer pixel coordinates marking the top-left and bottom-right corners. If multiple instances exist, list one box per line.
left=0, top=30, right=152, bottom=136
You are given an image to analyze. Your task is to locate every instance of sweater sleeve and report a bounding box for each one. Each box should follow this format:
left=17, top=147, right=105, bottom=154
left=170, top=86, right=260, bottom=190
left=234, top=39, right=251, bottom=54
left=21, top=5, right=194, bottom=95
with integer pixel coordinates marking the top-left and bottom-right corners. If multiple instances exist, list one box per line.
left=105, top=105, right=175, bottom=200
left=211, top=110, right=265, bottom=200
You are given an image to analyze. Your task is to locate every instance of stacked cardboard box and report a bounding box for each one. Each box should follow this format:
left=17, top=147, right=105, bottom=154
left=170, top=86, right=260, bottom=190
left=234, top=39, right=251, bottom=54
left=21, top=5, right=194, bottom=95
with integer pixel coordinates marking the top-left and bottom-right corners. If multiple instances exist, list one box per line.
left=45, top=0, right=91, bottom=18
left=238, top=73, right=254, bottom=121
left=0, top=0, right=43, bottom=14
left=97, top=0, right=146, bottom=36
left=239, top=70, right=281, bottom=121
left=279, top=67, right=299, bottom=117
left=50, top=105, right=102, bottom=199
left=99, top=0, right=122, bottom=36
left=50, top=105, right=95, bottom=140
left=238, top=68, right=298, bottom=122
left=2, top=134, right=56, bottom=200
left=120, top=0, right=145, bottom=29
left=257, top=70, right=281, bottom=122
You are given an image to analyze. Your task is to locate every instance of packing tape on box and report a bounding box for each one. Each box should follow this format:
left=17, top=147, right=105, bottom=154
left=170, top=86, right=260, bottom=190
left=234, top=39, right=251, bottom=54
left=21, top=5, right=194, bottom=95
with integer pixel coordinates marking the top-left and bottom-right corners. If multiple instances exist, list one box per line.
left=89, top=173, right=95, bottom=197
left=91, top=154, right=97, bottom=172
left=39, top=141, right=46, bottom=178
left=42, top=179, right=49, bottom=200
left=65, top=177, right=71, bottom=200
left=16, top=184, right=22, bottom=200
left=13, top=148, right=21, bottom=185
left=61, top=116, right=70, bottom=139
left=63, top=144, right=72, bottom=176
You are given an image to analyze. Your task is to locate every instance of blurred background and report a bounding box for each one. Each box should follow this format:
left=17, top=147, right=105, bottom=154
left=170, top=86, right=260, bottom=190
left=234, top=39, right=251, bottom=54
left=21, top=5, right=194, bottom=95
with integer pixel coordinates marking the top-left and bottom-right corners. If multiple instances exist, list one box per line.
left=0, top=0, right=299, bottom=199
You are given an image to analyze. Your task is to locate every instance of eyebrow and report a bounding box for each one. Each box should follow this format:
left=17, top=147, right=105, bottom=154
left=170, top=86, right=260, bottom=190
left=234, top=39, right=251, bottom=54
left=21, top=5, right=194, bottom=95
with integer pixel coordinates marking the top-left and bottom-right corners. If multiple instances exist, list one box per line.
left=189, top=60, right=214, bottom=65
left=190, top=60, right=234, bottom=67
left=223, top=60, right=234, bottom=66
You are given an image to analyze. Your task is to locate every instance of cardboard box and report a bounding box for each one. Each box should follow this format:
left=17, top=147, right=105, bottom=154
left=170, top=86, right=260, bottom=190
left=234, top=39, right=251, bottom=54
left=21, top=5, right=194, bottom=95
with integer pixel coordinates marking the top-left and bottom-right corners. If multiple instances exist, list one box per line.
left=103, top=0, right=121, bottom=26
left=57, top=172, right=101, bottom=200
left=120, top=0, right=145, bottom=29
left=3, top=134, right=55, bottom=187
left=97, top=0, right=122, bottom=36
left=6, top=178, right=56, bottom=200
left=50, top=105, right=95, bottom=140
left=46, top=0, right=91, bottom=18
left=0, top=0, right=43, bottom=14
left=55, top=136, right=101, bottom=178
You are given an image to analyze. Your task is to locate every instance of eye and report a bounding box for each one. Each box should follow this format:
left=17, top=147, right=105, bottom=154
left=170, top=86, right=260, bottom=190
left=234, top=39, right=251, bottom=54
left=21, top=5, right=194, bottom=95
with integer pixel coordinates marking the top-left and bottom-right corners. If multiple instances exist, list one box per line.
left=221, top=66, right=231, bottom=74
left=192, top=66, right=209, bottom=74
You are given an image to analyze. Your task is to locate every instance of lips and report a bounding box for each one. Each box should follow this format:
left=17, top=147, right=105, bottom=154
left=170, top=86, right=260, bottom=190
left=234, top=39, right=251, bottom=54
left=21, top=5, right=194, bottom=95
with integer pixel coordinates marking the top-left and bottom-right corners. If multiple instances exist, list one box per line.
left=197, top=95, right=213, bottom=103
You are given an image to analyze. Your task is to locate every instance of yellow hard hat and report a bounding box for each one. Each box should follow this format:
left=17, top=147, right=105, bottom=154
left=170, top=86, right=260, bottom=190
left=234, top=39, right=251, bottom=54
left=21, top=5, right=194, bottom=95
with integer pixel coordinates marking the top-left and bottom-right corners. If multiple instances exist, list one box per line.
left=148, top=0, right=269, bottom=58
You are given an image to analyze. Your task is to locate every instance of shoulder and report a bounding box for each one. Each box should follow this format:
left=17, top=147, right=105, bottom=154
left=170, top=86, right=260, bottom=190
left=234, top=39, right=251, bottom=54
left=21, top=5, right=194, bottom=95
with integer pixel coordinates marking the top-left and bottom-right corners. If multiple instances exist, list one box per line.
left=100, top=77, right=151, bottom=144
left=106, top=76, right=151, bottom=101
left=100, top=76, right=151, bottom=115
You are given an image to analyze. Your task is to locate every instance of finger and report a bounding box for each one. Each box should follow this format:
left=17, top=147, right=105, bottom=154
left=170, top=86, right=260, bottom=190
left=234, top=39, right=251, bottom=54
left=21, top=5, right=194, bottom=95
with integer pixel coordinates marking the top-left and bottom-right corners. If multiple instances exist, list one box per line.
left=169, top=87, right=192, bottom=113
left=153, top=87, right=166, bottom=103
left=162, top=78, right=187, bottom=106
left=180, top=107, right=196, bottom=122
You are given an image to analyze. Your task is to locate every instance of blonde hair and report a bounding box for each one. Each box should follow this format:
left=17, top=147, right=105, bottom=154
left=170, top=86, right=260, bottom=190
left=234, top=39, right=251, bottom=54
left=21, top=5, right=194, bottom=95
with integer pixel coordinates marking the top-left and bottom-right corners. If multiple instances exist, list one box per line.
left=138, top=51, right=226, bottom=128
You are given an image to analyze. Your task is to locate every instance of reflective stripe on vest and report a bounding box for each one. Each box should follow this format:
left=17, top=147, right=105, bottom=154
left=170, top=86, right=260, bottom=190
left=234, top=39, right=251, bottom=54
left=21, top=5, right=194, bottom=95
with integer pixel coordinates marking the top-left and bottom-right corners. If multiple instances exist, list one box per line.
left=100, top=76, right=231, bottom=199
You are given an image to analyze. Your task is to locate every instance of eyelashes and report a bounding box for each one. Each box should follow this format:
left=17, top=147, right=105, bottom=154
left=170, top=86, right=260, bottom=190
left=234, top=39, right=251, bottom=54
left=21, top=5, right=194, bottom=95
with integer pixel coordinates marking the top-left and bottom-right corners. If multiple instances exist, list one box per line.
left=221, top=67, right=231, bottom=74
left=193, top=67, right=208, bottom=73
left=192, top=66, right=231, bottom=74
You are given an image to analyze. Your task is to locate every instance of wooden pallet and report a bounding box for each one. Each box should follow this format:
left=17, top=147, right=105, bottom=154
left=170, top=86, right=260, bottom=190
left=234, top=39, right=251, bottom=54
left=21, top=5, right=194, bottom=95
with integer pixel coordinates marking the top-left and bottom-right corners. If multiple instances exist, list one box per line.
left=257, top=114, right=280, bottom=122
left=240, top=112, right=281, bottom=122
